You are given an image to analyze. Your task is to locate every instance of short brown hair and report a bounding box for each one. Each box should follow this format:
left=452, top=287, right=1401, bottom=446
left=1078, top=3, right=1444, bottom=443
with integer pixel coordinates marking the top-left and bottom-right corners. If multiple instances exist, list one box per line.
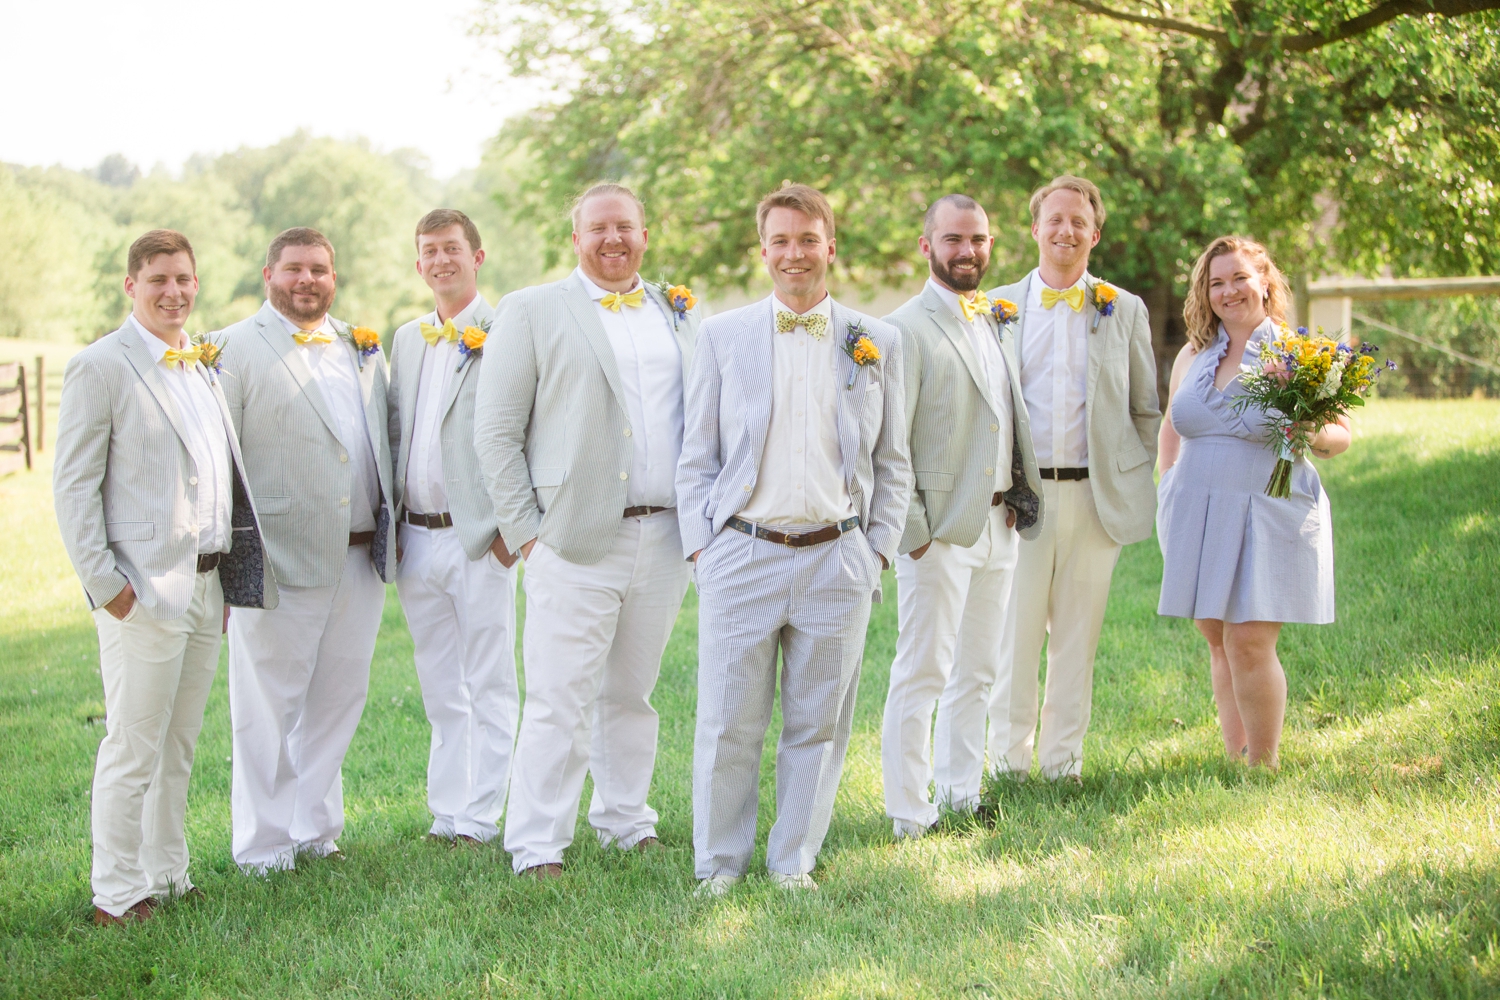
left=923, top=194, right=985, bottom=239
left=1183, top=236, right=1292, bottom=351
left=1029, top=175, right=1107, bottom=231
left=415, top=209, right=482, bottom=252
left=128, top=229, right=195, bottom=278
left=756, top=184, right=835, bottom=242
left=570, top=183, right=645, bottom=229
left=266, top=227, right=335, bottom=269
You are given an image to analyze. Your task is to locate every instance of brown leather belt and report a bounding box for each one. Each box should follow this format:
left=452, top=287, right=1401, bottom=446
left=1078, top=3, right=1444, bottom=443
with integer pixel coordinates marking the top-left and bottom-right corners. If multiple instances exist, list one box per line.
left=624, top=505, right=672, bottom=518
left=1038, top=467, right=1089, bottom=481
left=196, top=552, right=221, bottom=573
left=726, top=515, right=860, bottom=547
left=404, top=511, right=453, bottom=529
left=349, top=531, right=375, bottom=546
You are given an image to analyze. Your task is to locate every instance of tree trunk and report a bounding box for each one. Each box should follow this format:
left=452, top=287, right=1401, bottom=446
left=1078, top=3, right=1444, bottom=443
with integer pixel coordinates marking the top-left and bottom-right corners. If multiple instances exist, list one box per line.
left=1142, top=280, right=1183, bottom=405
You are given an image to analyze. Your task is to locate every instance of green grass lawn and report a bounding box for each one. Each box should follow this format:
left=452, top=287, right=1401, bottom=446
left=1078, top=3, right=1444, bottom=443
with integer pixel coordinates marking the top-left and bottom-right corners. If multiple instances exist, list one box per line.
left=2, top=399, right=1497, bottom=999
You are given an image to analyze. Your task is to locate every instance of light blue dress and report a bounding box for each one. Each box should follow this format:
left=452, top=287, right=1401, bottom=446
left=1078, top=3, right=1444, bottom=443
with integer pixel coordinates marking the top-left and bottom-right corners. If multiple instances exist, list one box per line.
left=1156, top=319, right=1335, bottom=624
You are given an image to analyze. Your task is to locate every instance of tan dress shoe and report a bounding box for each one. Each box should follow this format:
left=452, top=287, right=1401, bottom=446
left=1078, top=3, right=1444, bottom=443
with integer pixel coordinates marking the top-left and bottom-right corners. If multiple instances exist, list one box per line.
left=93, top=897, right=158, bottom=927
left=521, top=863, right=563, bottom=881
left=632, top=836, right=662, bottom=853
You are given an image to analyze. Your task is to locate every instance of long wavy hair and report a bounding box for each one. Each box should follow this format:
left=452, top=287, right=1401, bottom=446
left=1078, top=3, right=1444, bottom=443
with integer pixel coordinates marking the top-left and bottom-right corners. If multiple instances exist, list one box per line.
left=1182, top=236, right=1291, bottom=350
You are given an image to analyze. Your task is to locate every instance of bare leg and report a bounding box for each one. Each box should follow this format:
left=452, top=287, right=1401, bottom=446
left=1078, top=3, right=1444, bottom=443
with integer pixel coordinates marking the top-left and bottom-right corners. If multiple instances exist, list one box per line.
left=1194, top=619, right=1246, bottom=759
left=1222, top=621, right=1286, bottom=769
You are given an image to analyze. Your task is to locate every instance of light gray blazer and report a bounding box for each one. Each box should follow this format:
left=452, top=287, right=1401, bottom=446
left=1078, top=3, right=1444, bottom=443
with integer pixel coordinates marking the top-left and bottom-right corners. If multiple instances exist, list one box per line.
left=987, top=271, right=1161, bottom=545
left=886, top=284, right=1044, bottom=554
left=473, top=272, right=700, bottom=565
left=53, top=324, right=279, bottom=620
left=676, top=296, right=913, bottom=577
left=217, top=302, right=397, bottom=587
left=388, top=296, right=498, bottom=562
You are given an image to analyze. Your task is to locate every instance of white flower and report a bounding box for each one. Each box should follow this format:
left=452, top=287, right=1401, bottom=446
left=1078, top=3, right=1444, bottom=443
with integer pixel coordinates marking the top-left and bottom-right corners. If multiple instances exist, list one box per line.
left=1317, top=360, right=1346, bottom=399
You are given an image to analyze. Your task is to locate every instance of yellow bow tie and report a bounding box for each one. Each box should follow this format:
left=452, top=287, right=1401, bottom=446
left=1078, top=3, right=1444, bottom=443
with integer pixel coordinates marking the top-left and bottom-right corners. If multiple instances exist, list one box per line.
left=293, top=328, right=335, bottom=345
left=161, top=345, right=202, bottom=367
left=420, top=318, right=459, bottom=345
left=599, top=288, right=645, bottom=312
left=1041, top=285, right=1086, bottom=312
left=775, top=309, right=829, bottom=340
left=958, top=291, right=992, bottom=322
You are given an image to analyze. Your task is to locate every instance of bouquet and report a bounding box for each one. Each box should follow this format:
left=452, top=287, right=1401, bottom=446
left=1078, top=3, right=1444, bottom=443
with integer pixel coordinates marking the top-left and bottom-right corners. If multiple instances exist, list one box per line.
left=1233, top=325, right=1394, bottom=498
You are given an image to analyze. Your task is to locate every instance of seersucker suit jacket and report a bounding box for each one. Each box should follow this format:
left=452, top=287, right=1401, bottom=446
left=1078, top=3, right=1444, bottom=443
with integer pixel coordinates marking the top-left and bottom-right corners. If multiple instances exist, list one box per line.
left=216, top=301, right=397, bottom=588
left=473, top=272, right=700, bottom=565
left=886, top=282, right=1044, bottom=554
left=986, top=270, right=1161, bottom=546
left=675, top=295, right=913, bottom=585
left=53, top=322, right=279, bottom=620
left=387, top=295, right=499, bottom=562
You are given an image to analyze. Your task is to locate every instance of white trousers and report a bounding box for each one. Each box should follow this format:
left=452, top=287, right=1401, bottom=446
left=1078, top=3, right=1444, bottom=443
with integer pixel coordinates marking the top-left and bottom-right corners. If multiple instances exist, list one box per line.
left=988, top=480, right=1121, bottom=779
left=503, top=511, right=691, bottom=872
left=884, top=505, right=1018, bottom=829
left=228, top=545, right=384, bottom=870
left=396, top=524, right=518, bottom=842
left=90, top=570, right=222, bottom=916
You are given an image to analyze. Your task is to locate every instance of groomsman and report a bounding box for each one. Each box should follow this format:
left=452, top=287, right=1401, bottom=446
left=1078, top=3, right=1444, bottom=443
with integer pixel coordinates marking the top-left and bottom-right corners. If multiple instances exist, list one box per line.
left=54, top=230, right=277, bottom=924
left=474, top=183, right=699, bottom=878
left=678, top=184, right=911, bottom=894
left=218, top=227, right=397, bottom=871
left=880, top=195, right=1043, bottom=838
left=388, top=209, right=518, bottom=846
left=986, top=176, right=1160, bottom=780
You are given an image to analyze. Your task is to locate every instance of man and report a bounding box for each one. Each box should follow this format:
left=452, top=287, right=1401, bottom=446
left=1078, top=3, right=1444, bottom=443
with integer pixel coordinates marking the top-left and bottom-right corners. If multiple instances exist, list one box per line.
left=474, top=183, right=699, bottom=878
left=218, top=227, right=397, bottom=872
left=54, top=230, right=277, bottom=925
left=678, top=184, right=911, bottom=894
left=388, top=209, right=518, bottom=847
left=880, top=195, right=1044, bottom=839
left=986, top=176, right=1160, bottom=781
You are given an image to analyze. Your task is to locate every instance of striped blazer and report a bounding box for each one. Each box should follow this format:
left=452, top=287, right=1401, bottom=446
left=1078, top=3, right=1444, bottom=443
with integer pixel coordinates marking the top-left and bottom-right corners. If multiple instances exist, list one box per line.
left=216, top=301, right=397, bottom=587
left=676, top=295, right=913, bottom=575
left=53, top=323, right=278, bottom=619
left=388, top=295, right=498, bottom=562
left=886, top=283, right=1044, bottom=554
left=473, top=272, right=699, bottom=565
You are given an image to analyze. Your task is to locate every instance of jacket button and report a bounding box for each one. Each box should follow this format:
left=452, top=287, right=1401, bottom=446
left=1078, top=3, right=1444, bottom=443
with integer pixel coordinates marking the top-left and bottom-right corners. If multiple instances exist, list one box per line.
left=340, top=453, right=348, bottom=463
left=990, top=423, right=999, bottom=432
left=340, top=497, right=349, bottom=506
left=188, top=476, right=198, bottom=486
left=744, top=484, right=752, bottom=492
left=623, top=428, right=632, bottom=437
left=620, top=472, right=629, bottom=480
left=984, top=467, right=994, bottom=476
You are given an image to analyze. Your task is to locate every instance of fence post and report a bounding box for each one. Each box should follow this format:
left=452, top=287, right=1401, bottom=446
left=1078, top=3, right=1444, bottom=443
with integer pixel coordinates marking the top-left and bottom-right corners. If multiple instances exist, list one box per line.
left=35, top=355, right=44, bottom=453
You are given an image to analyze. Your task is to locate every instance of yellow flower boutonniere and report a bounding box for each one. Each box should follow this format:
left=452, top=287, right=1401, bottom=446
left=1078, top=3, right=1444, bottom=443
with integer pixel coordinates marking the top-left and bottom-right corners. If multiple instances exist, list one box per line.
left=1088, top=280, right=1118, bottom=332
left=341, top=325, right=383, bottom=368
left=457, top=323, right=488, bottom=372
left=841, top=319, right=881, bottom=388
left=990, top=298, right=1019, bottom=338
left=190, top=332, right=225, bottom=379
left=655, top=279, right=698, bottom=329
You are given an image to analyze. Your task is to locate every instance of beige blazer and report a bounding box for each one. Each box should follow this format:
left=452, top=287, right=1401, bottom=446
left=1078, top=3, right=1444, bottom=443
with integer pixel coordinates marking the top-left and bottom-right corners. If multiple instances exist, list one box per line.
left=217, top=302, right=397, bottom=587
left=987, top=270, right=1161, bottom=545
left=886, top=283, right=1044, bottom=553
left=53, top=323, right=279, bottom=619
left=473, top=273, right=699, bottom=564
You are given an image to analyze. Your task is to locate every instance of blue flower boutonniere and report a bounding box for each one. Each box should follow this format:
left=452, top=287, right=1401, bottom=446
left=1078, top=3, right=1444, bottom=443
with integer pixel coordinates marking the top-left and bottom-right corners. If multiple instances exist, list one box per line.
left=841, top=320, right=881, bottom=389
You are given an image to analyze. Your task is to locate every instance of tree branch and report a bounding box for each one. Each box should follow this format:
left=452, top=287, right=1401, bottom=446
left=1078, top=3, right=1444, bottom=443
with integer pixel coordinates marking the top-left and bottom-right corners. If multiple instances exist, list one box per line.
left=1285, top=0, right=1500, bottom=53
left=1060, top=0, right=1229, bottom=45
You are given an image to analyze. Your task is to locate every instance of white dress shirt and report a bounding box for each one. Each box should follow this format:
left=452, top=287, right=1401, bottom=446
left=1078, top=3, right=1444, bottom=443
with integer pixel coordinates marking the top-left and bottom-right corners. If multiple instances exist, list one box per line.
left=273, top=306, right=380, bottom=533
left=928, top=280, right=1014, bottom=492
left=1019, top=270, right=1090, bottom=468
left=740, top=293, right=855, bottom=527
left=405, top=294, right=486, bottom=515
left=578, top=268, right=683, bottom=509
left=129, top=316, right=232, bottom=554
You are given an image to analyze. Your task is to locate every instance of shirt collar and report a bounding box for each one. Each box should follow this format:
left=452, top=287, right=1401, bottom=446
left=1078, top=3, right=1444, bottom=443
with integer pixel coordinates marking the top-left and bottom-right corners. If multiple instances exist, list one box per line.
left=428, top=293, right=486, bottom=331
left=128, top=314, right=185, bottom=363
left=926, top=278, right=983, bottom=324
left=270, top=303, right=333, bottom=337
left=771, top=291, right=832, bottom=320
left=576, top=267, right=643, bottom=302
left=1028, top=269, right=1091, bottom=309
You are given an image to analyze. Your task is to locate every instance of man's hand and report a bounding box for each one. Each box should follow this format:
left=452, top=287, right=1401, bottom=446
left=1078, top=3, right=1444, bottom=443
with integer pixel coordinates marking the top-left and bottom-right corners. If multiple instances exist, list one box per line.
left=490, top=536, right=519, bottom=568
left=104, top=582, right=136, bottom=621
left=223, top=603, right=231, bottom=634
left=691, top=549, right=702, bottom=563
left=1005, top=506, right=1017, bottom=530
left=909, top=542, right=931, bottom=561
left=520, top=538, right=536, bottom=561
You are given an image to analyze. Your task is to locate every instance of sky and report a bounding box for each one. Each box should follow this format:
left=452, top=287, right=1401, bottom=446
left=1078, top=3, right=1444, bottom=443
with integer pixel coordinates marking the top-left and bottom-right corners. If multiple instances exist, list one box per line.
left=0, top=0, right=543, bottom=178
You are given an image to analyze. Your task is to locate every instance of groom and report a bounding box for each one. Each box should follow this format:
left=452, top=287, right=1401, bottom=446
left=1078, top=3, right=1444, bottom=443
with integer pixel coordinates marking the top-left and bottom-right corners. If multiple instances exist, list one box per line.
left=677, top=184, right=911, bottom=894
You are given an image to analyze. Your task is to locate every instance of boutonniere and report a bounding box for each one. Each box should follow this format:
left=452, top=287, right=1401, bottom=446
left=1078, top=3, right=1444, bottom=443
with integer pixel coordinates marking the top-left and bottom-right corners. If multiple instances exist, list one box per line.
left=841, top=319, right=881, bottom=389
left=654, top=280, right=697, bottom=329
left=189, top=332, right=225, bottom=381
left=1087, top=280, right=1117, bottom=333
left=456, top=319, right=488, bottom=373
left=340, top=324, right=383, bottom=369
left=990, top=298, right=1019, bottom=340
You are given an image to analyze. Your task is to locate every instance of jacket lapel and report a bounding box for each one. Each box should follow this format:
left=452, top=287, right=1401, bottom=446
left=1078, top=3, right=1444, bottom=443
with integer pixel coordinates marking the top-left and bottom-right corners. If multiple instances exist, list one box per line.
left=560, top=273, right=628, bottom=419
left=733, top=298, right=776, bottom=473
left=923, top=285, right=1000, bottom=422
left=829, top=300, right=862, bottom=490
left=1084, top=273, right=1102, bottom=408
left=257, top=304, right=341, bottom=444
left=440, top=297, right=491, bottom=420
left=399, top=316, right=427, bottom=450
left=118, top=325, right=196, bottom=452
left=644, top=283, right=696, bottom=381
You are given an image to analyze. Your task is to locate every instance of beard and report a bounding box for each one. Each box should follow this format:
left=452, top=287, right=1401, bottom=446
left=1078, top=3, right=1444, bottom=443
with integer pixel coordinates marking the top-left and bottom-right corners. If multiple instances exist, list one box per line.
left=931, top=253, right=989, bottom=293
left=268, top=282, right=335, bottom=325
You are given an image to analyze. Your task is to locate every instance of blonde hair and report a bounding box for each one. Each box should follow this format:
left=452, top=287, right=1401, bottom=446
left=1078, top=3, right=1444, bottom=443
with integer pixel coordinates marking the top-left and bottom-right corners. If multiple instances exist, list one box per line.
left=1183, top=236, right=1291, bottom=350
left=1028, top=175, right=1106, bottom=230
left=756, top=183, right=835, bottom=241
left=570, top=182, right=645, bottom=229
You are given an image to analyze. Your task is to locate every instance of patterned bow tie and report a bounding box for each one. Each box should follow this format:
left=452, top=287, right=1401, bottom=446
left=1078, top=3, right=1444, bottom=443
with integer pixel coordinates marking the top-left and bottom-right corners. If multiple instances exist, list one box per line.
left=958, top=291, right=992, bottom=322
left=161, top=345, right=202, bottom=368
left=599, top=287, right=645, bottom=312
left=293, top=328, right=335, bottom=345
left=775, top=309, right=828, bottom=340
left=420, top=318, right=459, bottom=345
left=1040, top=285, right=1086, bottom=312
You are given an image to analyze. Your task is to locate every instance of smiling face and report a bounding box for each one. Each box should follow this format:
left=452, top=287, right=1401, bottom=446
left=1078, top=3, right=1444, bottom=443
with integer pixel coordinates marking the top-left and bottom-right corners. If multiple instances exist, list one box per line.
left=264, top=243, right=337, bottom=326
left=124, top=251, right=197, bottom=343
left=761, top=206, right=835, bottom=305
left=1032, top=188, right=1101, bottom=276
left=572, top=193, right=647, bottom=289
left=417, top=223, right=484, bottom=301
left=1207, top=250, right=1270, bottom=330
left=921, top=202, right=992, bottom=294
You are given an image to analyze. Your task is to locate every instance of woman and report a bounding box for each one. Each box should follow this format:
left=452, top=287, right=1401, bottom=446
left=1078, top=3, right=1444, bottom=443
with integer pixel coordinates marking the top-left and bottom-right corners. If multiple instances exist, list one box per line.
left=1156, top=237, right=1350, bottom=769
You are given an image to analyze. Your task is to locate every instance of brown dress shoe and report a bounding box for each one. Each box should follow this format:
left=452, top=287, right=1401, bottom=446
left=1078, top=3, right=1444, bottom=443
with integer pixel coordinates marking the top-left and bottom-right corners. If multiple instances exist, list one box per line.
left=455, top=834, right=485, bottom=848
left=521, top=863, right=563, bottom=881
left=93, top=897, right=158, bottom=927
left=633, top=836, right=662, bottom=853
